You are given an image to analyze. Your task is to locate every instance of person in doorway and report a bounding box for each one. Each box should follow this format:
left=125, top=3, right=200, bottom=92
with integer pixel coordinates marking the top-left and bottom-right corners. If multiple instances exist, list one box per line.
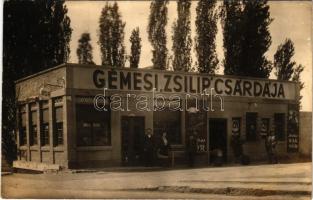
left=143, top=128, right=154, bottom=167
left=186, top=131, right=197, bottom=167
left=230, top=134, right=243, bottom=163
left=157, top=132, right=170, bottom=167
left=265, top=130, right=278, bottom=164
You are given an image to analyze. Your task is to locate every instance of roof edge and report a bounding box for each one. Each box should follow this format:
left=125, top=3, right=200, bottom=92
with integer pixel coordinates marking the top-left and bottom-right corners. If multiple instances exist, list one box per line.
left=15, top=63, right=67, bottom=84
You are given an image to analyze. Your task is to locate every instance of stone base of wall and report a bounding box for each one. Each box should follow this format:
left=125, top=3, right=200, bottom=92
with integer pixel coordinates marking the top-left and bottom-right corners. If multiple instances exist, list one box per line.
left=13, top=160, right=60, bottom=172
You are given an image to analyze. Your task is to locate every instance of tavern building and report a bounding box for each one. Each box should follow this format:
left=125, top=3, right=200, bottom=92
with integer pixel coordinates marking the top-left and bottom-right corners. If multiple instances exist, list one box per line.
left=14, top=63, right=300, bottom=169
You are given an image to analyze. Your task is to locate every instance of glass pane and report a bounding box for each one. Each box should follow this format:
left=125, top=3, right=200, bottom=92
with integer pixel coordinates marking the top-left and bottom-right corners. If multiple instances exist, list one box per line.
left=42, top=124, right=49, bottom=145
left=76, top=103, right=111, bottom=146
left=57, top=122, right=63, bottom=145
left=154, top=108, right=181, bottom=144
left=31, top=125, right=38, bottom=145
left=21, top=113, right=26, bottom=127
left=20, top=127, right=27, bottom=146
left=42, top=109, right=49, bottom=123
left=55, top=107, right=63, bottom=122
left=31, top=111, right=37, bottom=125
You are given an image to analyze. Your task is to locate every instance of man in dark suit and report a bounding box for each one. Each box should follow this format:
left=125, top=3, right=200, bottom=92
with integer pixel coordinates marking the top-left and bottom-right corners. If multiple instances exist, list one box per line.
left=143, top=128, right=154, bottom=166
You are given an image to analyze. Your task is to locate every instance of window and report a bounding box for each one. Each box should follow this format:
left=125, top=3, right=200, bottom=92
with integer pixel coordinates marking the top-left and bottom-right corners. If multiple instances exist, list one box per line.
left=54, top=106, right=63, bottom=146
left=274, top=113, right=285, bottom=141
left=246, top=112, right=257, bottom=141
left=154, top=108, right=181, bottom=144
left=30, top=110, right=38, bottom=145
left=41, top=108, right=49, bottom=146
left=19, top=106, right=27, bottom=146
left=76, top=104, right=111, bottom=146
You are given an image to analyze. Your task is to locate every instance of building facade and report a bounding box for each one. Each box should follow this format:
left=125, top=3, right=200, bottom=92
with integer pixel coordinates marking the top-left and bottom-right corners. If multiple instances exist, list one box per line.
left=14, top=63, right=300, bottom=169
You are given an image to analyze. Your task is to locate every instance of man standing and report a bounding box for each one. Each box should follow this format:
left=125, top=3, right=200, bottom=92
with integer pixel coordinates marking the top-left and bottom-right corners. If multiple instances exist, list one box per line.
left=230, top=134, right=243, bottom=163
left=157, top=132, right=170, bottom=167
left=265, top=130, right=278, bottom=164
left=143, top=128, right=154, bottom=167
left=230, top=119, right=244, bottom=163
left=186, top=131, right=197, bottom=167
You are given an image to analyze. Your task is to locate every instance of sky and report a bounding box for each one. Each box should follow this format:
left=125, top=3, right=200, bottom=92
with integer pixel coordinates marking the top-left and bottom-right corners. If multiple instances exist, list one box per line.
left=66, top=1, right=312, bottom=111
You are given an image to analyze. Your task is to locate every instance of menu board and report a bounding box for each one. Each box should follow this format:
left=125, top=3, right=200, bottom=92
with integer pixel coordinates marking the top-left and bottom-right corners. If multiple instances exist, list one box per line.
left=231, top=118, right=241, bottom=136
left=260, top=118, right=270, bottom=137
left=287, top=104, right=299, bottom=152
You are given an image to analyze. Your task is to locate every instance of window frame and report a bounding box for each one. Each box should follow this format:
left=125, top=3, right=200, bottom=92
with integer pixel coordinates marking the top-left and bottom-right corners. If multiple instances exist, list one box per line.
left=29, top=109, right=38, bottom=146
left=40, top=101, right=50, bottom=146
left=18, top=106, right=27, bottom=146
left=153, top=107, right=182, bottom=145
left=76, top=97, right=111, bottom=147
left=53, top=98, right=64, bottom=147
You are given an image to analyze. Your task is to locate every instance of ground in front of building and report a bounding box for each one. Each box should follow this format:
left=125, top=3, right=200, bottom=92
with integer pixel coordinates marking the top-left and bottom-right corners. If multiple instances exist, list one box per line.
left=2, top=162, right=312, bottom=199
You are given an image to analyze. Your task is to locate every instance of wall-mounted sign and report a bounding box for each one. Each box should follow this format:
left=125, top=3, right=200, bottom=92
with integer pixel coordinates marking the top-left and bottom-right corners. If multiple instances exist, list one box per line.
left=71, top=67, right=297, bottom=100
left=185, top=100, right=207, bottom=153
left=232, top=118, right=241, bottom=136
left=260, top=118, right=270, bottom=137
left=287, top=104, right=299, bottom=152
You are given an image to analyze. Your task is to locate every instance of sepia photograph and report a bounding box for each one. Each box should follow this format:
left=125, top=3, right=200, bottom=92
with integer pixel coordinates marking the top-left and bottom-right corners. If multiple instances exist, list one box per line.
left=1, top=0, right=312, bottom=199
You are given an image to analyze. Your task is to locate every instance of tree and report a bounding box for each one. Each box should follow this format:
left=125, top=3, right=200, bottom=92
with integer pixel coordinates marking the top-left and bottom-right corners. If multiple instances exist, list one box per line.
left=220, top=0, right=273, bottom=78
left=274, top=39, right=296, bottom=80
left=129, top=28, right=142, bottom=68
left=3, top=0, right=72, bottom=164
left=240, top=0, right=273, bottom=78
left=292, top=64, right=305, bottom=108
left=148, top=0, right=169, bottom=70
left=220, top=0, right=243, bottom=75
left=77, top=33, right=95, bottom=65
left=172, top=0, right=192, bottom=72
left=98, top=2, right=125, bottom=68
left=274, top=39, right=305, bottom=107
left=195, top=0, right=219, bottom=74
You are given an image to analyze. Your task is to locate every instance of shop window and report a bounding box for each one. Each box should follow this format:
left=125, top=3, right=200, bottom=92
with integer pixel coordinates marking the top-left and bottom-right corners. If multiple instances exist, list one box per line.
left=274, top=113, right=285, bottom=141
left=30, top=110, right=38, bottom=146
left=246, top=112, right=257, bottom=141
left=76, top=104, right=111, bottom=146
left=154, top=108, right=181, bottom=145
left=54, top=106, right=63, bottom=146
left=41, top=108, right=49, bottom=146
left=19, top=106, right=27, bottom=146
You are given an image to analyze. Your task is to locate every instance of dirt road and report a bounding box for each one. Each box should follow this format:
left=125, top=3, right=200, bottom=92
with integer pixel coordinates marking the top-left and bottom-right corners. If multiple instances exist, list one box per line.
left=2, top=162, right=311, bottom=199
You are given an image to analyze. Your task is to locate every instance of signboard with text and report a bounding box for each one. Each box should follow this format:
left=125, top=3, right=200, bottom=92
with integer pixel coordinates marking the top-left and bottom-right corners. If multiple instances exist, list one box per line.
left=185, top=100, right=207, bottom=153
left=287, top=104, right=299, bottom=152
left=71, top=67, right=298, bottom=100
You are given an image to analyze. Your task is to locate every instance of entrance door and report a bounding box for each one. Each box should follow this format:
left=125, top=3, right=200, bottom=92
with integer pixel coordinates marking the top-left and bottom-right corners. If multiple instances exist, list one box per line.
left=209, top=118, right=227, bottom=163
left=121, top=116, right=145, bottom=166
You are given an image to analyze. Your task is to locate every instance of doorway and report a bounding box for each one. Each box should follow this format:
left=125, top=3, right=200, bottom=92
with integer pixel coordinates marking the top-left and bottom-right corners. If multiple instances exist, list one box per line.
left=121, top=116, right=145, bottom=166
left=209, top=118, right=228, bottom=163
